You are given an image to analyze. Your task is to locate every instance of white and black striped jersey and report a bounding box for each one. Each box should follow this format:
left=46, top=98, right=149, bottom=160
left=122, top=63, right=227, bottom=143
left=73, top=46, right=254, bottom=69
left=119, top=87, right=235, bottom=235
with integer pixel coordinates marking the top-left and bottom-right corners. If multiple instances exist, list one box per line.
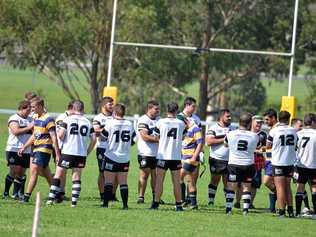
left=225, top=130, right=259, bottom=166
left=59, top=114, right=94, bottom=157
left=102, top=119, right=136, bottom=163
left=56, top=111, right=70, bottom=149
left=156, top=117, right=185, bottom=161
left=137, top=114, right=159, bottom=157
left=206, top=123, right=236, bottom=161
left=93, top=113, right=113, bottom=149
left=6, top=114, right=33, bottom=153
left=267, top=124, right=297, bottom=166
left=296, top=128, right=316, bottom=169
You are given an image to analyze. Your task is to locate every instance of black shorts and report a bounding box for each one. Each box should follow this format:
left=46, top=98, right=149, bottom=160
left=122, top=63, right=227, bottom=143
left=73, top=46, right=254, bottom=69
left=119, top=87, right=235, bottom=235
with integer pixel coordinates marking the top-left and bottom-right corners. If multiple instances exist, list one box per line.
left=6, top=151, right=30, bottom=168
left=104, top=157, right=129, bottom=172
left=138, top=155, right=157, bottom=169
left=58, top=154, right=87, bottom=169
left=227, top=164, right=256, bottom=183
left=209, top=158, right=228, bottom=175
left=294, top=167, right=316, bottom=185
left=96, top=147, right=106, bottom=172
left=272, top=165, right=293, bottom=177
left=182, top=162, right=197, bottom=173
left=156, top=160, right=182, bottom=171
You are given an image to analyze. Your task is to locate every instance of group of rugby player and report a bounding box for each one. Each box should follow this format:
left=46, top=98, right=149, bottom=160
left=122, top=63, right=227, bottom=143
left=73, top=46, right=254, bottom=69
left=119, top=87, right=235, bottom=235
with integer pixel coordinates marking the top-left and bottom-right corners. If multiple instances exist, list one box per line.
left=3, top=92, right=316, bottom=217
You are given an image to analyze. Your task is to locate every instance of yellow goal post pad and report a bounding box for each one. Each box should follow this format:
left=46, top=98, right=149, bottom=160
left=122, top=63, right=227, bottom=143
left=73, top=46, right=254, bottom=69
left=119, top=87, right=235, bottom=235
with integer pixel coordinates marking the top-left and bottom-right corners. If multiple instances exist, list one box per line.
left=280, top=96, right=296, bottom=119
left=103, top=86, right=118, bottom=104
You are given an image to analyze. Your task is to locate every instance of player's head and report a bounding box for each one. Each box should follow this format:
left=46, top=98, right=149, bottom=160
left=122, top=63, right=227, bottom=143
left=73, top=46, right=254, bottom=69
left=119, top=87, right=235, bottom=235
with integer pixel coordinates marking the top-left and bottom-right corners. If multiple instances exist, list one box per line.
left=146, top=100, right=160, bottom=118
left=251, top=115, right=264, bottom=132
left=24, top=91, right=37, bottom=102
left=100, top=96, right=114, bottom=115
left=18, top=100, right=31, bottom=117
left=71, top=100, right=85, bottom=114
left=183, top=97, right=197, bottom=115
left=291, top=118, right=303, bottom=131
left=218, top=109, right=231, bottom=126
left=263, top=108, right=278, bottom=127
left=239, top=112, right=252, bottom=130
left=278, top=110, right=291, bottom=124
left=167, top=102, right=179, bottom=116
left=303, top=113, right=316, bottom=128
left=31, top=97, right=45, bottom=114
left=113, top=103, right=125, bottom=118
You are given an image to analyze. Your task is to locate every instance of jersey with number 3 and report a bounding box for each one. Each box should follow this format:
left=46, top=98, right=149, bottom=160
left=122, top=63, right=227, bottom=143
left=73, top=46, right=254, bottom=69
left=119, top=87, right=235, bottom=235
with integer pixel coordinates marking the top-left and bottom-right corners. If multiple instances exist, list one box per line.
left=156, top=118, right=185, bottom=161
left=226, top=130, right=259, bottom=166
left=60, top=115, right=94, bottom=157
left=103, top=119, right=136, bottom=163
left=267, top=124, right=297, bottom=166
left=296, top=128, right=316, bottom=169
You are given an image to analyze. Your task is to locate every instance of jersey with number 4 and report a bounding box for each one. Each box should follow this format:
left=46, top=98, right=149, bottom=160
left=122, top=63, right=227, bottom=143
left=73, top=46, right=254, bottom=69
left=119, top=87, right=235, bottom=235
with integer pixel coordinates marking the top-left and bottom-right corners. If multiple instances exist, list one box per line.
left=60, top=115, right=94, bottom=157
left=267, top=124, right=297, bottom=166
left=156, top=117, right=185, bottom=161
left=225, top=130, right=259, bottom=166
left=296, top=128, right=316, bottom=169
left=103, top=119, right=136, bottom=163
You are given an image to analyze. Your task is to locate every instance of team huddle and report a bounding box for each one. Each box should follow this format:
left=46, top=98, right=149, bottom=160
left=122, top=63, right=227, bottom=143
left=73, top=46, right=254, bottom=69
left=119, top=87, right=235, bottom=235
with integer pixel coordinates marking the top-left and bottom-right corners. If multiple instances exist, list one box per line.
left=3, top=93, right=316, bottom=217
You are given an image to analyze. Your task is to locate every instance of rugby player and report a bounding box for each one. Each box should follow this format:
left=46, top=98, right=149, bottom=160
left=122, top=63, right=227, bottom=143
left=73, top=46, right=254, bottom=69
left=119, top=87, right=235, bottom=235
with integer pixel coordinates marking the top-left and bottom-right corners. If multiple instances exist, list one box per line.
left=267, top=110, right=297, bottom=217
left=224, top=113, right=259, bottom=215
left=206, top=109, right=235, bottom=206
left=294, top=113, right=316, bottom=216
left=47, top=100, right=96, bottom=207
left=180, top=115, right=203, bottom=209
left=150, top=102, right=185, bottom=211
left=3, top=100, right=33, bottom=199
left=101, top=104, right=136, bottom=209
left=292, top=118, right=303, bottom=132
left=19, top=97, right=60, bottom=202
left=263, top=108, right=278, bottom=212
left=92, top=97, right=116, bottom=203
left=53, top=101, right=74, bottom=202
left=137, top=100, right=160, bottom=204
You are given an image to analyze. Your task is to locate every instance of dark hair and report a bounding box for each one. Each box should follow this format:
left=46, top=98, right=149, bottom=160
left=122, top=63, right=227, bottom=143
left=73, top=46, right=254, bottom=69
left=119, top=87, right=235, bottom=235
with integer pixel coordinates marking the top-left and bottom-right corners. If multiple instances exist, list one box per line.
left=147, top=100, right=159, bottom=111
left=72, top=100, right=84, bottom=112
left=183, top=97, right=196, bottom=107
left=31, top=97, right=45, bottom=107
left=239, top=112, right=252, bottom=128
left=263, top=108, right=277, bottom=118
left=218, top=109, right=230, bottom=120
left=291, top=118, right=302, bottom=126
left=304, top=113, right=316, bottom=126
left=114, top=103, right=125, bottom=117
left=167, top=102, right=179, bottom=114
left=67, top=100, right=74, bottom=110
left=24, top=91, right=37, bottom=101
left=101, top=96, right=114, bottom=107
left=18, top=100, right=31, bottom=110
left=278, top=110, right=291, bottom=124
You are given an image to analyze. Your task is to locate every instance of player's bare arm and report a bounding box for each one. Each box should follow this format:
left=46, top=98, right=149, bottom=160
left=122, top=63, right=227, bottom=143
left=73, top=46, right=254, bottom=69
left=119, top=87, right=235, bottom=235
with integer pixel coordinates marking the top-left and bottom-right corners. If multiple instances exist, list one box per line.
left=9, top=121, right=33, bottom=136
left=18, top=134, right=35, bottom=156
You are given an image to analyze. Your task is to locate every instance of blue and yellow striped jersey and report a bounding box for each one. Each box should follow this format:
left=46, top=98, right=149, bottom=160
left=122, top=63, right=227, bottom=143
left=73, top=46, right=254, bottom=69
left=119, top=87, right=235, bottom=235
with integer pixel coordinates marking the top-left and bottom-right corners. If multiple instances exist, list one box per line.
left=182, top=124, right=203, bottom=163
left=32, top=113, right=56, bottom=154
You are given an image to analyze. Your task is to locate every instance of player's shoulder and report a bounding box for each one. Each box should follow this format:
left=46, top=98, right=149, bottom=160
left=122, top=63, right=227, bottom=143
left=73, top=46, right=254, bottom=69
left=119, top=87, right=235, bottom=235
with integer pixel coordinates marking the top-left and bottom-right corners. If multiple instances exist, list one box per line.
left=8, top=113, right=20, bottom=122
left=56, top=112, right=68, bottom=122
left=138, top=114, right=150, bottom=123
left=93, top=113, right=103, bottom=121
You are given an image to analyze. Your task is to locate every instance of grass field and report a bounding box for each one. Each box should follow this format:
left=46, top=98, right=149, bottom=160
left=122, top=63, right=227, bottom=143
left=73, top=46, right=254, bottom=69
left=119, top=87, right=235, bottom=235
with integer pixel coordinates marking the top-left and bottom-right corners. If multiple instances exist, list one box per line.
left=0, top=67, right=315, bottom=236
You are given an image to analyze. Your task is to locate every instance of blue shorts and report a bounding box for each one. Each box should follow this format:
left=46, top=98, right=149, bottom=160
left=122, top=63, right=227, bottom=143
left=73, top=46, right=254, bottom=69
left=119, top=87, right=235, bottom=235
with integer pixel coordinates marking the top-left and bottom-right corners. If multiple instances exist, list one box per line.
left=32, top=152, right=51, bottom=168
left=264, top=160, right=273, bottom=176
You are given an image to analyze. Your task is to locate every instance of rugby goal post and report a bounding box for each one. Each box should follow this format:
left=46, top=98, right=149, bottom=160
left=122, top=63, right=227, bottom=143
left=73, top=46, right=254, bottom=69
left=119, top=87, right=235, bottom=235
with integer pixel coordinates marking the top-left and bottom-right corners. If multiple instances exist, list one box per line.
left=106, top=0, right=300, bottom=117
left=32, top=192, right=41, bottom=237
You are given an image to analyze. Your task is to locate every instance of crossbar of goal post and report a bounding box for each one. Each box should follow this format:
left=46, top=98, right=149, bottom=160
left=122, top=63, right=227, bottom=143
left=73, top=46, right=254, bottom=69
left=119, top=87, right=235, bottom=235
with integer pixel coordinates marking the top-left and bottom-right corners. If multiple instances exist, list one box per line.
left=107, top=0, right=299, bottom=97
